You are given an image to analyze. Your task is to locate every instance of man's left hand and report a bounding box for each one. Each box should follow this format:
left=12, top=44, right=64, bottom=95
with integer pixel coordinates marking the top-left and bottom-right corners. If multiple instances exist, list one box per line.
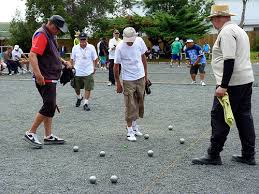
left=215, top=86, right=227, bottom=97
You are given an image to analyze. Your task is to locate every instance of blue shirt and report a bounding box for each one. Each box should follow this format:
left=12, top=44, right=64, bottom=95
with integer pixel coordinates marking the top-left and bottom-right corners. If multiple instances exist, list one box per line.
left=203, top=44, right=210, bottom=53
left=185, top=44, right=206, bottom=64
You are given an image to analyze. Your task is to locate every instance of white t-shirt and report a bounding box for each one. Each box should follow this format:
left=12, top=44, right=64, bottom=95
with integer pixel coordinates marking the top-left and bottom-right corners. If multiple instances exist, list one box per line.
left=115, top=37, right=147, bottom=81
left=108, top=37, right=122, bottom=60
left=12, top=48, right=23, bottom=61
left=211, top=21, right=254, bottom=86
left=71, top=44, right=98, bottom=76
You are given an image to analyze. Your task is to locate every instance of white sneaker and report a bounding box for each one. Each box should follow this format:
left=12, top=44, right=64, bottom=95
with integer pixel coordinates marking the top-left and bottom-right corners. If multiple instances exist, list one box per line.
left=191, top=81, right=196, bottom=84
left=23, top=131, right=42, bottom=148
left=133, top=125, right=143, bottom=136
left=127, top=133, right=136, bottom=141
left=107, top=82, right=112, bottom=86
left=201, top=81, right=206, bottom=86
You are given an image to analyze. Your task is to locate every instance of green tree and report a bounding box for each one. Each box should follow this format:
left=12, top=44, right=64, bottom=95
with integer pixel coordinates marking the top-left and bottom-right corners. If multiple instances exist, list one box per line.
left=8, top=0, right=137, bottom=50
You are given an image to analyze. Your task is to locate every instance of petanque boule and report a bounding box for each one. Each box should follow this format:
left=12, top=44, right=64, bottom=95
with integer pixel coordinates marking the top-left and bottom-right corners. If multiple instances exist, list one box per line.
left=110, top=175, right=118, bottom=183
left=89, top=176, right=97, bottom=184
left=73, top=146, right=79, bottom=152
left=144, top=134, right=149, bottom=139
left=168, top=125, right=173, bottom=130
left=180, top=138, right=185, bottom=144
left=99, top=151, right=105, bottom=157
left=148, top=150, right=154, bottom=157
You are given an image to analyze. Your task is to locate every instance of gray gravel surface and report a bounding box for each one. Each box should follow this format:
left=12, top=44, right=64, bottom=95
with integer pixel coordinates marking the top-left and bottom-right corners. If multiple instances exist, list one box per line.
left=0, top=63, right=258, bottom=194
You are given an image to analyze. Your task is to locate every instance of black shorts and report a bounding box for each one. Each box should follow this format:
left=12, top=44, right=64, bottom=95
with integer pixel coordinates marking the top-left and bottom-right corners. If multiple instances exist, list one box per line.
left=36, top=83, right=57, bottom=117
left=190, top=64, right=206, bottom=75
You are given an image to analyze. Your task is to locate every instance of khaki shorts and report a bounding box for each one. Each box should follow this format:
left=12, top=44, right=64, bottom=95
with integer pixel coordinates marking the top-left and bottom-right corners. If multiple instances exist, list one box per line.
left=123, top=77, right=145, bottom=122
left=74, top=74, right=94, bottom=91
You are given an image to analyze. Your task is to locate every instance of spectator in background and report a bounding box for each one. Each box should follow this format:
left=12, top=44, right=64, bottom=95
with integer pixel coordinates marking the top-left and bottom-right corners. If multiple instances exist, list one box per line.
left=108, top=29, right=122, bottom=86
left=203, top=42, right=211, bottom=59
left=12, top=45, right=29, bottom=74
left=0, top=53, right=7, bottom=74
left=99, top=37, right=108, bottom=70
left=96, top=38, right=102, bottom=68
left=3, top=47, right=18, bottom=75
left=152, top=44, right=160, bottom=60
left=74, top=31, right=80, bottom=46
left=170, top=37, right=182, bottom=67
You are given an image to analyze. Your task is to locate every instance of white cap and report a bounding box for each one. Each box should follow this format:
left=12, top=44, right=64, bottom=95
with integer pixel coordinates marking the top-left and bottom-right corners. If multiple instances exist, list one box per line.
left=186, top=39, right=194, bottom=43
left=175, top=37, right=179, bottom=41
left=123, top=27, right=138, bottom=42
left=14, top=45, right=19, bottom=50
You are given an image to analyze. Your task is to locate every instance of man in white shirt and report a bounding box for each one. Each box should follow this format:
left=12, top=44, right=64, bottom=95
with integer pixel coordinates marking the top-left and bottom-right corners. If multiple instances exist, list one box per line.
left=71, top=32, right=98, bottom=111
left=114, top=27, right=148, bottom=142
left=12, top=45, right=29, bottom=74
left=192, top=4, right=256, bottom=165
left=108, top=29, right=122, bottom=86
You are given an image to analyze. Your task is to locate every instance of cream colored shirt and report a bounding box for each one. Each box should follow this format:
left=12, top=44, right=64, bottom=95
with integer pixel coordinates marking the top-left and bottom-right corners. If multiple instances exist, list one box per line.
left=211, top=21, right=254, bottom=86
left=108, top=37, right=122, bottom=60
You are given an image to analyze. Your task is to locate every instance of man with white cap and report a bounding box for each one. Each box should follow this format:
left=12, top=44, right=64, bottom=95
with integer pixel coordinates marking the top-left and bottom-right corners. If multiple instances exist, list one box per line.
left=185, top=39, right=206, bottom=86
left=170, top=37, right=182, bottom=67
left=114, top=27, right=148, bottom=142
left=12, top=45, right=29, bottom=74
left=192, top=4, right=256, bottom=165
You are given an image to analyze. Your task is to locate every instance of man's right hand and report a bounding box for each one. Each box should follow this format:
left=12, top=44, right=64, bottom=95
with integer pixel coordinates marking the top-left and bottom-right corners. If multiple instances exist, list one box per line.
left=35, top=74, right=45, bottom=86
left=116, top=82, right=123, bottom=93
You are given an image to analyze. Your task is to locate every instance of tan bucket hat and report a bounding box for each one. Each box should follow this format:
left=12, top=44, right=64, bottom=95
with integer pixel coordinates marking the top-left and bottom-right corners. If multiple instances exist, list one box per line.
left=208, top=4, right=236, bottom=18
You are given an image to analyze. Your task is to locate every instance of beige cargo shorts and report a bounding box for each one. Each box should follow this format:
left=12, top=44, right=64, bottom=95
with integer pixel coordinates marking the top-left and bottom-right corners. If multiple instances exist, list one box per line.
left=123, top=77, right=145, bottom=122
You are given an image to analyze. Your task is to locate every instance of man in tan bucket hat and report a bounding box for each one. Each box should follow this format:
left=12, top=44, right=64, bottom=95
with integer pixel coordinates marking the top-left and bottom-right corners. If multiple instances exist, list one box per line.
left=192, top=4, right=256, bottom=165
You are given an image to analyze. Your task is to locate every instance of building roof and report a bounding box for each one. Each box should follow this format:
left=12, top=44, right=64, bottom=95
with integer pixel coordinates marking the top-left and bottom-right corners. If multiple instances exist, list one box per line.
left=0, top=22, right=10, bottom=40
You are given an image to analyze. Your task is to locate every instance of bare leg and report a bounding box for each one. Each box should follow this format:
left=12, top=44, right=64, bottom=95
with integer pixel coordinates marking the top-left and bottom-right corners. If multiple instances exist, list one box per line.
left=127, top=120, right=132, bottom=127
left=75, top=89, right=80, bottom=96
left=191, top=74, right=196, bottom=81
left=200, top=73, right=205, bottom=81
left=29, top=113, right=46, bottom=133
left=85, top=90, right=91, bottom=100
left=44, top=117, right=52, bottom=137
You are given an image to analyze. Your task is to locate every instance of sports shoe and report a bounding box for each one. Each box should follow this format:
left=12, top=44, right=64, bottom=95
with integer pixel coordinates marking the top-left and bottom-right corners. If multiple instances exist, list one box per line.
left=201, top=81, right=206, bottom=86
left=191, top=81, right=196, bottom=84
left=44, top=134, right=65, bottom=145
left=231, top=155, right=256, bottom=165
left=192, top=155, right=222, bottom=165
left=83, top=103, right=90, bottom=111
left=127, top=133, right=136, bottom=142
left=75, top=97, right=83, bottom=107
left=23, top=131, right=43, bottom=148
left=107, top=81, right=112, bottom=86
left=133, top=125, right=143, bottom=136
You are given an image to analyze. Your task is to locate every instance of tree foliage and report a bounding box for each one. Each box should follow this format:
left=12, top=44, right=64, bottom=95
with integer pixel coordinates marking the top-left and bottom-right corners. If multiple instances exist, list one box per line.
left=8, top=0, right=137, bottom=51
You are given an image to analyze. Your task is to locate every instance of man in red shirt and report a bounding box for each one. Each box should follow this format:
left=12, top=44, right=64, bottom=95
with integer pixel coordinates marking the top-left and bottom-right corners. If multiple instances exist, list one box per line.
left=23, top=15, right=71, bottom=148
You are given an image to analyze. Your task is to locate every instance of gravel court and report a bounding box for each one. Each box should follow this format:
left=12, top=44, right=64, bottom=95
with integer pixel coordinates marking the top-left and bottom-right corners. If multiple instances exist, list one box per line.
left=0, top=63, right=259, bottom=194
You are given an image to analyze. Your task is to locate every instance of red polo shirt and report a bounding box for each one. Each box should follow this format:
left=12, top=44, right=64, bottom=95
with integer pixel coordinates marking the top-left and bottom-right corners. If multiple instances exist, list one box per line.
left=30, top=32, right=48, bottom=56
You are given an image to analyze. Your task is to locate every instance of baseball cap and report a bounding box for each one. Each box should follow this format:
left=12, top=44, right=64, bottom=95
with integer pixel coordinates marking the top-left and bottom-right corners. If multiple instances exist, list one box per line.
left=78, top=32, right=87, bottom=40
left=175, top=37, right=179, bottom=41
left=186, top=39, right=194, bottom=43
left=14, top=45, right=19, bottom=50
left=123, top=27, right=138, bottom=42
left=49, top=15, right=68, bottom=33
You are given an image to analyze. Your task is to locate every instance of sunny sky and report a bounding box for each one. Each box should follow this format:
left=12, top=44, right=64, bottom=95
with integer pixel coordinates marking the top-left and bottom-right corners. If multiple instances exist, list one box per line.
left=0, top=0, right=26, bottom=22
